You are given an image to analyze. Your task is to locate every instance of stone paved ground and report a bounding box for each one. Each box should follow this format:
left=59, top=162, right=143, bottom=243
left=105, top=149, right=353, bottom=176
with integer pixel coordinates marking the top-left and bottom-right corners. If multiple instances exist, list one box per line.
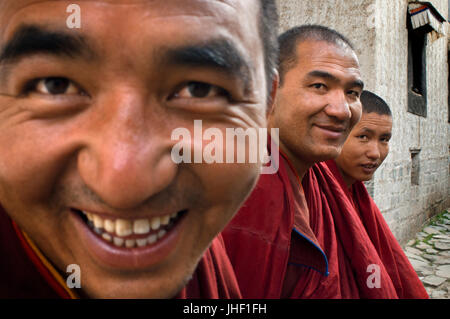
left=403, top=209, right=450, bottom=299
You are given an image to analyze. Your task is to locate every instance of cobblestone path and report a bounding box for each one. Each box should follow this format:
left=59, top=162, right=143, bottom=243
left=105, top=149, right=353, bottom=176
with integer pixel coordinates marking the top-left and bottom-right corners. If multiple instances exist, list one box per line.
left=403, top=209, right=450, bottom=299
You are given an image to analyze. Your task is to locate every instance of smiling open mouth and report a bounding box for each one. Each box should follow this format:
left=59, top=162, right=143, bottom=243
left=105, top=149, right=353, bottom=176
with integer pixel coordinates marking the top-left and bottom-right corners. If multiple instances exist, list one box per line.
left=73, top=208, right=187, bottom=249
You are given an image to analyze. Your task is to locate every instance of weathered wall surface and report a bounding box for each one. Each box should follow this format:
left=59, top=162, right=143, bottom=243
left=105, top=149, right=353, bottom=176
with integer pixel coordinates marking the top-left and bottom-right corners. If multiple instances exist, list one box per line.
left=372, top=0, right=449, bottom=243
left=276, top=0, right=377, bottom=89
left=276, top=0, right=450, bottom=244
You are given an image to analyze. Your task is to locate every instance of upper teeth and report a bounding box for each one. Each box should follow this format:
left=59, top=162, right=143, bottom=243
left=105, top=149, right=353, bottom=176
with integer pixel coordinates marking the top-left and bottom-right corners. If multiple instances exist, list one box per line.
left=84, top=211, right=178, bottom=238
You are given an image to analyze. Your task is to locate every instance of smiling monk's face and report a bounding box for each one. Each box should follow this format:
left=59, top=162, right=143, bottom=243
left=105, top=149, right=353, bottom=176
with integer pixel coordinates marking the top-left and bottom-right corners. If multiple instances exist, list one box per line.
left=0, top=0, right=269, bottom=298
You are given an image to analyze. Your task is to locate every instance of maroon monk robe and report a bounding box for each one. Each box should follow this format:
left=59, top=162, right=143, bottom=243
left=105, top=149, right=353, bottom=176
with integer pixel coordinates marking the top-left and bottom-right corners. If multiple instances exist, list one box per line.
left=176, top=235, right=242, bottom=299
left=0, top=206, right=241, bottom=299
left=222, top=142, right=328, bottom=299
left=325, top=159, right=428, bottom=298
left=293, top=160, right=428, bottom=298
left=222, top=156, right=292, bottom=298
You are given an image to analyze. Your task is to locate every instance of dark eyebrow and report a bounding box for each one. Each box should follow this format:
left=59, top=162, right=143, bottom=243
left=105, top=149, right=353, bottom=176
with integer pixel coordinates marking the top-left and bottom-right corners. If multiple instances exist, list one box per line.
left=359, top=127, right=375, bottom=134
left=0, top=26, right=253, bottom=93
left=0, top=24, right=96, bottom=64
left=163, top=39, right=252, bottom=93
left=360, top=127, right=392, bottom=138
left=306, top=70, right=364, bottom=90
left=306, top=70, right=337, bottom=82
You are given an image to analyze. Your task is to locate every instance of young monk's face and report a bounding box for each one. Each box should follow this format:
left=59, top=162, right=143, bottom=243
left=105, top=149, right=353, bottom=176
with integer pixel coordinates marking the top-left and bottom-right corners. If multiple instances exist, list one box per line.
left=0, top=0, right=269, bottom=298
left=270, top=40, right=363, bottom=167
left=336, top=112, right=392, bottom=186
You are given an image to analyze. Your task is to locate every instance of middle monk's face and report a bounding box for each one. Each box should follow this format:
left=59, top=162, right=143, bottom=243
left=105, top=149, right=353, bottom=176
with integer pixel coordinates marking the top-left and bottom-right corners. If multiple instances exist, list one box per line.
left=272, top=40, right=363, bottom=165
left=0, top=0, right=267, bottom=298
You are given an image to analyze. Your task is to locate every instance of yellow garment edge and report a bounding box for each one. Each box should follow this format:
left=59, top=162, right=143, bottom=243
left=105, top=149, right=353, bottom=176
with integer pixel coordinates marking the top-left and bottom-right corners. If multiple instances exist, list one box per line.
left=21, top=231, right=78, bottom=299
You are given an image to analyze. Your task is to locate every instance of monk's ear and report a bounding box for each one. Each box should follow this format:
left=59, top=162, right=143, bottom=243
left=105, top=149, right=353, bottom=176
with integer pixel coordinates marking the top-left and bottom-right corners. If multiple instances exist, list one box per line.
left=266, top=68, right=279, bottom=117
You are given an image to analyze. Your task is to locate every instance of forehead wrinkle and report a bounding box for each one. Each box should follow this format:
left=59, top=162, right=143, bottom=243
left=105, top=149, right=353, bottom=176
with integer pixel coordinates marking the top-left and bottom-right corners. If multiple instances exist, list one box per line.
left=356, top=118, right=393, bottom=133
left=2, top=0, right=246, bottom=16
left=295, top=52, right=362, bottom=86
left=360, top=113, right=393, bottom=123
left=1, top=0, right=255, bottom=48
left=2, top=0, right=259, bottom=46
left=8, top=0, right=242, bottom=5
left=359, top=127, right=375, bottom=133
left=0, top=0, right=262, bottom=93
left=311, top=62, right=361, bottom=77
left=298, top=40, right=359, bottom=59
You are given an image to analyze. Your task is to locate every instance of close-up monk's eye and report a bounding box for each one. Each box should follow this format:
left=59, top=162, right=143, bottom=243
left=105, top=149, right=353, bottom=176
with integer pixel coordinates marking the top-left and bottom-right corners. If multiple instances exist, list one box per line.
left=23, top=77, right=84, bottom=96
left=311, top=83, right=326, bottom=90
left=174, top=81, right=229, bottom=99
left=357, top=134, right=369, bottom=141
left=348, top=90, right=360, bottom=98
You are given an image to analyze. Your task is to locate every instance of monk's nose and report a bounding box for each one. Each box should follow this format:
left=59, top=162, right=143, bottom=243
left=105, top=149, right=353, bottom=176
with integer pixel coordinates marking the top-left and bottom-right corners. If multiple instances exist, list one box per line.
left=366, top=142, right=381, bottom=160
left=324, top=90, right=352, bottom=122
left=77, top=88, right=177, bottom=210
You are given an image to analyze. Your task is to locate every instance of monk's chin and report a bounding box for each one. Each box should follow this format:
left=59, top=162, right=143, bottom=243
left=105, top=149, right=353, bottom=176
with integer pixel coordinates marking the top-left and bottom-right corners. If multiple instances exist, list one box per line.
left=72, top=249, right=202, bottom=299
left=78, top=271, right=194, bottom=299
left=313, top=151, right=341, bottom=163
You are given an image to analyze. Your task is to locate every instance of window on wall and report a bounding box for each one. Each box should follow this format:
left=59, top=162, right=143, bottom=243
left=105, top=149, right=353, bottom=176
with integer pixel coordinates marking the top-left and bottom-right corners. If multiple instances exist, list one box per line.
left=407, top=15, right=427, bottom=117
left=410, top=149, right=421, bottom=186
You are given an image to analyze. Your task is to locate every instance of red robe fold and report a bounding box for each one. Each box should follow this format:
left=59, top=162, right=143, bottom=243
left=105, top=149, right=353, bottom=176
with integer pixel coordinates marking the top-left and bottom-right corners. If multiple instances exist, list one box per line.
left=222, top=147, right=329, bottom=298
left=176, top=236, right=242, bottom=299
left=222, top=152, right=294, bottom=298
left=296, top=160, right=428, bottom=298
left=223, top=139, right=428, bottom=298
left=0, top=206, right=241, bottom=299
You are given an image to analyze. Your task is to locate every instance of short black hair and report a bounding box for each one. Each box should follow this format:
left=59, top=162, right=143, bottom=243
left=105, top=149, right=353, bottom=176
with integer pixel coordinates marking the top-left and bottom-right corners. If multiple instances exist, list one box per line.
left=278, top=24, right=354, bottom=85
left=258, top=0, right=279, bottom=101
left=360, top=90, right=392, bottom=117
